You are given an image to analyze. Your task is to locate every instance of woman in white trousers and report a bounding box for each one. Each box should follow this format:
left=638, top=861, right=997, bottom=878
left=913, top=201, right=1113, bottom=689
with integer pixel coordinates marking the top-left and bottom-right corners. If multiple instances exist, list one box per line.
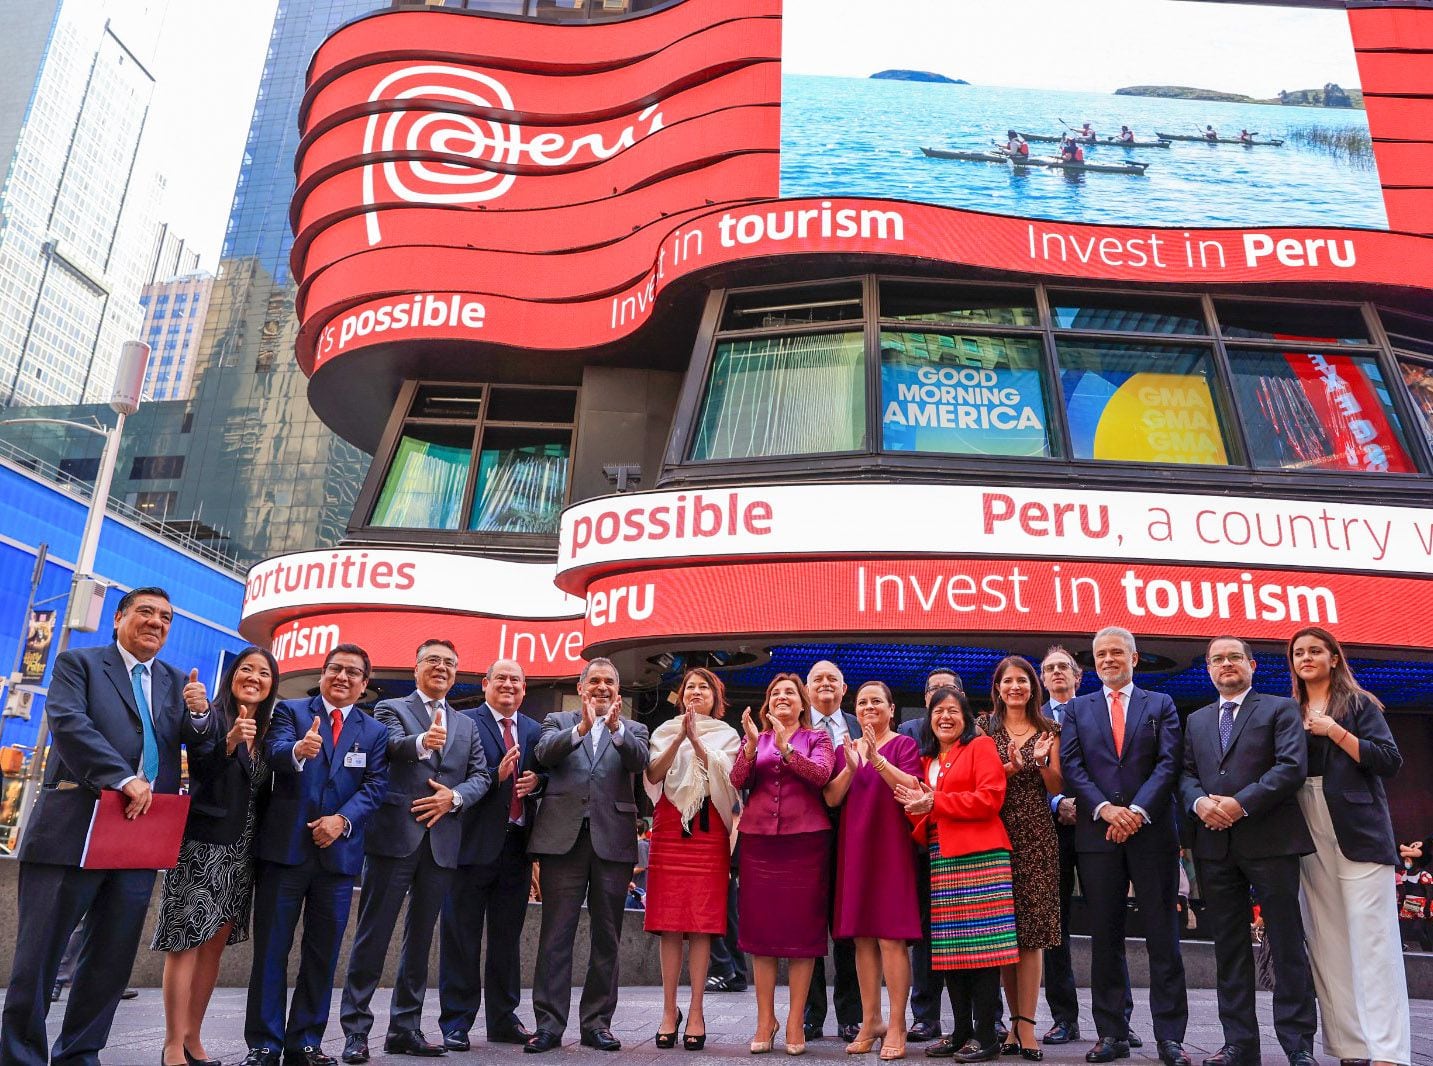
left=1288, top=626, right=1409, bottom=1066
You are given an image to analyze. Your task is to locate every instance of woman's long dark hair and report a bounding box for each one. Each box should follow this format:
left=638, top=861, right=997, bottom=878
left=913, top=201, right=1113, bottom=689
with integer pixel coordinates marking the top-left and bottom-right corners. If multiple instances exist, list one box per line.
left=1287, top=626, right=1382, bottom=722
left=214, top=646, right=280, bottom=741
left=920, top=686, right=977, bottom=758
left=987, top=655, right=1057, bottom=738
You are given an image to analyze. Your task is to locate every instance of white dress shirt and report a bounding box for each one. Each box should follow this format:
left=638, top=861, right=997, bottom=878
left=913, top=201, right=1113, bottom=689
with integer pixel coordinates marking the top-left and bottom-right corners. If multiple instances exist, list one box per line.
left=811, top=708, right=850, bottom=747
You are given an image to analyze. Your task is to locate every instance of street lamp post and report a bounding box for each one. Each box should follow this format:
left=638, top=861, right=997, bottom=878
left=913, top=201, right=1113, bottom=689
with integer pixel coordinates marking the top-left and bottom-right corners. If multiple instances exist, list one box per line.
left=2, top=341, right=151, bottom=829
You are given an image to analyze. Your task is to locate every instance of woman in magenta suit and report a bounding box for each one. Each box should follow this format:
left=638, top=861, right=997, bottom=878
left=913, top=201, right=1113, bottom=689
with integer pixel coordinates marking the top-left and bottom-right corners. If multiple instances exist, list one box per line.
left=824, top=681, right=922, bottom=1060
left=731, top=672, right=837, bottom=1056
left=643, top=667, right=741, bottom=1050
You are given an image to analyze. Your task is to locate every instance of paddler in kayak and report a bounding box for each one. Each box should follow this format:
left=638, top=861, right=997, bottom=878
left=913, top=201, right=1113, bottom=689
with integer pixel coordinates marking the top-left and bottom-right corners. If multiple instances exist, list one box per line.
left=1058, top=135, right=1086, bottom=163
left=1238, top=128, right=1255, bottom=144
left=1079, top=121, right=1097, bottom=140
left=1117, top=124, right=1136, bottom=143
left=1203, top=124, right=1219, bottom=141
left=1004, top=130, right=1031, bottom=159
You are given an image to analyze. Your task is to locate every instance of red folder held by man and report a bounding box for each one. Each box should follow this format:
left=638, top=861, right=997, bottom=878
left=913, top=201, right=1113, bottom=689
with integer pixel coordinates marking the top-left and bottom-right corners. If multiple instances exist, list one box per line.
left=80, top=789, right=190, bottom=869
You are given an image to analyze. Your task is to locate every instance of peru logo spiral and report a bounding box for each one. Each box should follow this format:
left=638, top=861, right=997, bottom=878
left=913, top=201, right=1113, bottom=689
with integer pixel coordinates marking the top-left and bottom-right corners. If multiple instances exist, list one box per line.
left=362, top=65, right=522, bottom=246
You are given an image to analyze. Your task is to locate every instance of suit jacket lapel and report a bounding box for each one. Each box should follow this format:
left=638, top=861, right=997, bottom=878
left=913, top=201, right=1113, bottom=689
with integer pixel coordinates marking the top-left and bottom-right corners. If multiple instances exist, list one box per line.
left=1220, top=692, right=1258, bottom=764
left=329, top=708, right=355, bottom=780
left=102, top=645, right=141, bottom=722
left=1092, top=691, right=1119, bottom=760
left=593, top=723, right=613, bottom=768
left=1121, top=688, right=1150, bottom=758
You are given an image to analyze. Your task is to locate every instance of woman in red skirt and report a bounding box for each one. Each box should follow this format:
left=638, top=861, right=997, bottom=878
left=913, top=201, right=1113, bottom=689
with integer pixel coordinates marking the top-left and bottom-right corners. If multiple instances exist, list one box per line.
left=644, top=667, right=742, bottom=1050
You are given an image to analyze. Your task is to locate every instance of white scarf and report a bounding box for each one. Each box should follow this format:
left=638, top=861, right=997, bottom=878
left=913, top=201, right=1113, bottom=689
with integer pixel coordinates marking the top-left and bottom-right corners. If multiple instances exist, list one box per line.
left=643, top=715, right=741, bottom=833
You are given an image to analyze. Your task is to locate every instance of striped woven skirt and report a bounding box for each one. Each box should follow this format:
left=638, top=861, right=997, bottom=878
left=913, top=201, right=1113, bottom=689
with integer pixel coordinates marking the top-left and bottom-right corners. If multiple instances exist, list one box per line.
left=928, top=839, right=1020, bottom=970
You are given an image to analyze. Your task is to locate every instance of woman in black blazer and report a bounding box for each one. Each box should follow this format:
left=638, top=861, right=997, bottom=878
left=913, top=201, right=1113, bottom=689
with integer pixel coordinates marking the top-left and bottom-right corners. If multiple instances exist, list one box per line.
left=1288, top=626, right=1407, bottom=1066
left=152, top=647, right=278, bottom=1066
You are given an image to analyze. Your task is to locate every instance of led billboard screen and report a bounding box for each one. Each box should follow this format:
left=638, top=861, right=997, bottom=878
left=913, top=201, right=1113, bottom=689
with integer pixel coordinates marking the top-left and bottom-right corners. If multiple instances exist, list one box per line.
left=781, top=0, right=1387, bottom=230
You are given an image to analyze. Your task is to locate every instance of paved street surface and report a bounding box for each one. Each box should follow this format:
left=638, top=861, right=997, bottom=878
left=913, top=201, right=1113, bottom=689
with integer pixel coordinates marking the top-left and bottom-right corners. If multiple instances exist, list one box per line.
left=63, top=986, right=1433, bottom=1065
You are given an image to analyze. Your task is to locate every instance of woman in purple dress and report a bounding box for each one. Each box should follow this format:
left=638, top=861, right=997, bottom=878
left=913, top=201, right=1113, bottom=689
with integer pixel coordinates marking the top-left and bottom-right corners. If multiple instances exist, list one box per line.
left=825, top=681, right=923, bottom=1060
left=731, top=673, right=837, bottom=1056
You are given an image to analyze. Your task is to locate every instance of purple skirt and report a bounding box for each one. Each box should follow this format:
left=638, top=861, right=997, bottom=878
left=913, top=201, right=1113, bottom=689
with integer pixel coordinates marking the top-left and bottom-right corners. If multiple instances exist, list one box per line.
left=737, top=829, right=831, bottom=958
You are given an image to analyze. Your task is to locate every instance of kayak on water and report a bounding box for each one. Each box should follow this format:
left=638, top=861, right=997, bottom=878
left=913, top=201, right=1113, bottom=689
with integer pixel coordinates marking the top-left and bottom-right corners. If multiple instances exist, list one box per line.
left=1015, top=132, right=1171, bottom=148
left=920, top=147, right=1150, bottom=175
left=1154, top=131, right=1285, bottom=146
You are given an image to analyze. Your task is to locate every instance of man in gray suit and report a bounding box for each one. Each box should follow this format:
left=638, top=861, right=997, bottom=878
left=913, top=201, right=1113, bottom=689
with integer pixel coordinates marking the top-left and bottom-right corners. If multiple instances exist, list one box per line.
left=524, top=658, right=649, bottom=1054
left=339, top=639, right=489, bottom=1063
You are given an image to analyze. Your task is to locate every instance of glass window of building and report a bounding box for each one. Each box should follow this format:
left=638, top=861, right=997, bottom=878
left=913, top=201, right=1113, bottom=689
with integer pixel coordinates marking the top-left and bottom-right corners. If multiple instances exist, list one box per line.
left=690, top=332, right=866, bottom=460
left=369, top=383, right=575, bottom=534
left=1227, top=348, right=1419, bottom=474
left=1055, top=340, right=1231, bottom=465
left=719, top=281, right=863, bottom=331
left=1380, top=308, right=1433, bottom=360
left=1216, top=300, right=1369, bottom=345
left=880, top=282, right=1037, bottom=327
left=879, top=333, right=1054, bottom=456
left=1049, top=291, right=1207, bottom=335
left=1398, top=358, right=1433, bottom=453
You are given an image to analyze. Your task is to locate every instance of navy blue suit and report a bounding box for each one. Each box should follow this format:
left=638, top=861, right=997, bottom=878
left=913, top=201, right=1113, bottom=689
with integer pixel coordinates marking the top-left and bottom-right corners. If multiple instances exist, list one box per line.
left=438, top=704, right=545, bottom=1041
left=1059, top=686, right=1188, bottom=1044
left=245, top=697, right=389, bottom=1056
left=2, top=642, right=215, bottom=1066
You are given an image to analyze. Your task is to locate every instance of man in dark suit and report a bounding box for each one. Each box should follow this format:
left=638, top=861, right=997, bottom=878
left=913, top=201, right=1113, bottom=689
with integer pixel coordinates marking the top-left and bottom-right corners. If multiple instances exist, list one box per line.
left=437, top=658, right=545, bottom=1051
left=243, top=644, right=389, bottom=1066
left=1038, top=645, right=1085, bottom=1046
left=338, top=640, right=489, bottom=1063
left=2, top=587, right=214, bottom=1066
left=1178, top=637, right=1316, bottom=1066
left=804, top=659, right=862, bottom=1044
left=1059, top=627, right=1189, bottom=1066
left=899, top=667, right=960, bottom=1045
left=524, top=658, right=649, bottom=1053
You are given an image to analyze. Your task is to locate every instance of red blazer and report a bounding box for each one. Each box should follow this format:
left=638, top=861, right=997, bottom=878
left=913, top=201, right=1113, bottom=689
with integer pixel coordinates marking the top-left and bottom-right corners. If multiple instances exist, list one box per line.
left=908, top=736, right=1011, bottom=858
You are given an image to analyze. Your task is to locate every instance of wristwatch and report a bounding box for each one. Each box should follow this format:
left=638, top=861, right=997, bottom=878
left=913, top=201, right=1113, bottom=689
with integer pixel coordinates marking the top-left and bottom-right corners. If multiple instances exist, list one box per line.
left=451, top=790, right=464, bottom=809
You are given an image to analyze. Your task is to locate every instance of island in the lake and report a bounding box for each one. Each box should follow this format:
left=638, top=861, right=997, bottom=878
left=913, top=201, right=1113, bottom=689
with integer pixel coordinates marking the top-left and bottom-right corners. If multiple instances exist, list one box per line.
left=870, top=69, right=968, bottom=85
left=1114, top=83, right=1363, bottom=109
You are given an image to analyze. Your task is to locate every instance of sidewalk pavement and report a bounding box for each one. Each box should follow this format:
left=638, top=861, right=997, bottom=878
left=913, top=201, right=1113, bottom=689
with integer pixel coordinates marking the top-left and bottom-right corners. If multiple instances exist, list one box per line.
left=58, top=985, right=1433, bottom=1066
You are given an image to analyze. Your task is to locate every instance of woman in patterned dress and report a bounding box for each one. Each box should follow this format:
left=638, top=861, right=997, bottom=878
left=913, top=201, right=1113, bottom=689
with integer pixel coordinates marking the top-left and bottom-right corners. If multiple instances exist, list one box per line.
left=895, top=687, right=1019, bottom=1063
left=979, top=656, right=1062, bottom=1061
left=153, top=647, right=277, bottom=1066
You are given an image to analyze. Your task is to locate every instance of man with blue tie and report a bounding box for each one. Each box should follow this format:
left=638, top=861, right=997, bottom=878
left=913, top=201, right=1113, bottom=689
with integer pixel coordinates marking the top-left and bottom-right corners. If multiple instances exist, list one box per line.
left=438, top=659, right=545, bottom=1051
left=243, top=644, right=389, bottom=1066
left=339, top=640, right=489, bottom=1063
left=1059, top=627, right=1190, bottom=1066
left=1178, top=637, right=1315, bottom=1066
left=2, top=587, right=214, bottom=1066
left=1039, top=646, right=1084, bottom=1047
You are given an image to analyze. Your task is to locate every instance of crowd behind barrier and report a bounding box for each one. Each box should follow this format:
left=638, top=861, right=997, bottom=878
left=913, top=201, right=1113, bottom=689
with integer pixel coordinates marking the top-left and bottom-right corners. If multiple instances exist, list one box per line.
left=0, top=589, right=1418, bottom=1066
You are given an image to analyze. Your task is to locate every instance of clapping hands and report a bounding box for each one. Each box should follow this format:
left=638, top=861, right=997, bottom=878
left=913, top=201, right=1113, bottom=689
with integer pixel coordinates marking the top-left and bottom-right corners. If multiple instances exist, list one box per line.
left=893, top=779, right=934, bottom=815
left=1032, top=731, right=1055, bottom=766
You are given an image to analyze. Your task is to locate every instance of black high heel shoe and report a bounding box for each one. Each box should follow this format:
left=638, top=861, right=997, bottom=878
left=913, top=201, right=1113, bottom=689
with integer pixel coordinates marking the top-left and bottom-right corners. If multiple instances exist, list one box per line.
left=1009, top=1017, right=1041, bottom=1062
left=683, top=1028, right=707, bottom=1051
left=657, top=1008, right=684, bottom=1048
left=183, top=1048, right=222, bottom=1066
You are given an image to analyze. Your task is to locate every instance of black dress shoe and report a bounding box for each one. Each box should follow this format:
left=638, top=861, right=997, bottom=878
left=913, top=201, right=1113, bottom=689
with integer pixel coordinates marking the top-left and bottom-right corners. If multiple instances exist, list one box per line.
left=241, top=1052, right=279, bottom=1066
left=341, top=1034, right=369, bottom=1064
left=580, top=1028, right=622, bottom=1052
left=909, top=1023, right=942, bottom=1043
left=1126, top=1032, right=1142, bottom=1050
left=1158, top=1041, right=1191, bottom=1066
left=1201, top=1046, right=1248, bottom=1066
left=1085, top=1038, right=1130, bottom=1063
left=925, top=1037, right=960, bottom=1058
left=1287, top=1053, right=1316, bottom=1066
left=839, top=1024, right=863, bottom=1043
left=121, top=988, right=140, bottom=1000
left=384, top=1029, right=447, bottom=1057
left=1042, top=1023, right=1079, bottom=1046
left=442, top=1032, right=469, bottom=1052
left=954, top=1043, right=1002, bottom=1063
left=803, top=1023, right=823, bottom=1042
left=489, top=1022, right=534, bottom=1045
left=524, top=1031, right=561, bottom=1054
left=284, top=1049, right=337, bottom=1066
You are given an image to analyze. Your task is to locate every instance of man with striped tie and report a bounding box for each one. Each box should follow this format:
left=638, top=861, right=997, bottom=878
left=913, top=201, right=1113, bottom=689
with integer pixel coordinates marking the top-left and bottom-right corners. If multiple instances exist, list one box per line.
left=1058, top=627, right=1190, bottom=1066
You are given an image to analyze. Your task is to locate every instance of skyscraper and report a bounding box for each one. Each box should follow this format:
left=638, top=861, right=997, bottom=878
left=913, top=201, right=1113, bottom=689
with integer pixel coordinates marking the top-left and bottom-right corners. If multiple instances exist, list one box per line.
left=139, top=270, right=212, bottom=401
left=0, top=0, right=167, bottom=408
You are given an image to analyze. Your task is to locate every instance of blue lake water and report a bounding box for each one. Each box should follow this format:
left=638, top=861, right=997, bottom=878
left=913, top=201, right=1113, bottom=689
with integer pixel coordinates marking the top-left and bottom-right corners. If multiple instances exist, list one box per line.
left=780, top=75, right=1388, bottom=230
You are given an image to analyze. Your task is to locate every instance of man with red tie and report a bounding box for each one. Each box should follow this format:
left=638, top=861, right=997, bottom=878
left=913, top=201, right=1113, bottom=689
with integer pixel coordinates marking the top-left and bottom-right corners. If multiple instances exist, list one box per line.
left=1058, top=627, right=1190, bottom=1066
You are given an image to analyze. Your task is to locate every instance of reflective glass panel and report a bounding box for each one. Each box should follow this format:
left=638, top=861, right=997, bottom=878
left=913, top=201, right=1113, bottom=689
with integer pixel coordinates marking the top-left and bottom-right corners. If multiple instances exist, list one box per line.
left=1400, top=359, right=1433, bottom=453
left=1227, top=348, right=1417, bottom=473
left=880, top=332, right=1054, bottom=457
left=372, top=424, right=474, bottom=528
left=691, top=332, right=866, bottom=460
left=720, top=283, right=863, bottom=331
left=880, top=283, right=1037, bottom=326
left=469, top=435, right=570, bottom=534
left=1050, top=291, right=1206, bottom=335
left=1380, top=308, right=1433, bottom=359
left=1055, top=341, right=1230, bottom=465
left=1216, top=301, right=1369, bottom=344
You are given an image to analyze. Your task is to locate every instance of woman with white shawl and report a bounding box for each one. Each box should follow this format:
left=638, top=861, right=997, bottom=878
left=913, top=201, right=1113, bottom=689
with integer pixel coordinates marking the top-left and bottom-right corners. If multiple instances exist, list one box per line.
left=643, top=666, right=742, bottom=1051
